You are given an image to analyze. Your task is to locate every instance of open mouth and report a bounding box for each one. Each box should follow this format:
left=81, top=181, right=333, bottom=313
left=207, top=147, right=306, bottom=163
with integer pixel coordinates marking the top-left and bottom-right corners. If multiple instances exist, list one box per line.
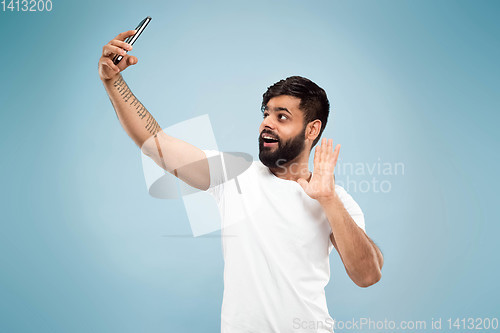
left=262, top=134, right=279, bottom=147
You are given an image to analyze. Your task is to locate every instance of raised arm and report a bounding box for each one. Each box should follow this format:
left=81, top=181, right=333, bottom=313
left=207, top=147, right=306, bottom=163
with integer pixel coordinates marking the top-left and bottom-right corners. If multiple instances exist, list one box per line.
left=98, top=30, right=210, bottom=191
left=297, top=139, right=383, bottom=287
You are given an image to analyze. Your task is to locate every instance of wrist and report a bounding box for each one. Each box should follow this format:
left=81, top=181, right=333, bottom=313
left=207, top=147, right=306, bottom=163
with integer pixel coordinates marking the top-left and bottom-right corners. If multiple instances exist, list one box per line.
left=317, top=192, right=339, bottom=207
left=100, top=71, right=122, bottom=83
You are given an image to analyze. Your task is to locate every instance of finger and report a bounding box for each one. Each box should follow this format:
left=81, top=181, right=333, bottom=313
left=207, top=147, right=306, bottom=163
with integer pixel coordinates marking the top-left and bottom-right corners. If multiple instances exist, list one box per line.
left=316, top=142, right=323, bottom=165
left=332, top=144, right=341, bottom=167
left=313, top=145, right=320, bottom=168
left=103, top=58, right=120, bottom=73
left=320, top=138, right=327, bottom=163
left=115, top=30, right=136, bottom=41
left=109, top=39, right=133, bottom=51
left=102, top=44, right=127, bottom=58
left=327, top=139, right=333, bottom=160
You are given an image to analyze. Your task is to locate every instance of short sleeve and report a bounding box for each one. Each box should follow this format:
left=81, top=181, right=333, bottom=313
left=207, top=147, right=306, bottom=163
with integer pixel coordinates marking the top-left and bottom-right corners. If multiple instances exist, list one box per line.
left=334, top=185, right=366, bottom=232
left=201, top=149, right=227, bottom=201
left=328, top=185, right=366, bottom=253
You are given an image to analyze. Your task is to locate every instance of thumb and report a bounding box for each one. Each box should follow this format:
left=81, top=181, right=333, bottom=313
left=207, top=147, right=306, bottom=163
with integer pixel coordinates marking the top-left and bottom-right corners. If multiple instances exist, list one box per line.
left=296, top=178, right=308, bottom=191
left=127, top=55, right=138, bottom=66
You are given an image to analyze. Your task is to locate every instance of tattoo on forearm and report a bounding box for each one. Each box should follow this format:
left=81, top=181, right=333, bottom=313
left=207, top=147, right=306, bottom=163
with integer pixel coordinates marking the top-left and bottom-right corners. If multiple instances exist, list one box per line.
left=113, top=76, right=161, bottom=136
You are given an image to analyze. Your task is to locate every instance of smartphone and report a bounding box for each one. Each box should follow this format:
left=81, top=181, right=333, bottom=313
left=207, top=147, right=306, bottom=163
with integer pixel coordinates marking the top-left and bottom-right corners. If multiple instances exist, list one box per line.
left=113, top=16, right=152, bottom=65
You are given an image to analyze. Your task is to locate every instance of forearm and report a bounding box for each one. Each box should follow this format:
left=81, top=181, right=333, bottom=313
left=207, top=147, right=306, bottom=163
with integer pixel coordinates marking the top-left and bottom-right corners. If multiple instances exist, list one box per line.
left=102, top=74, right=161, bottom=148
left=101, top=74, right=211, bottom=190
left=320, top=194, right=382, bottom=287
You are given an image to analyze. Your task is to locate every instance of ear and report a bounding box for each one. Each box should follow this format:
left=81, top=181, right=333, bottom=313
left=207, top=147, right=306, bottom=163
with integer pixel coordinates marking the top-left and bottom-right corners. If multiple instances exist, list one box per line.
left=306, top=120, right=322, bottom=142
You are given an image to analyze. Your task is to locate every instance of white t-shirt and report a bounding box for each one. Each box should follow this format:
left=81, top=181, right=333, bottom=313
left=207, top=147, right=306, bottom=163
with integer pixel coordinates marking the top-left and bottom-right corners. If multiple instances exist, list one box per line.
left=202, top=150, right=366, bottom=333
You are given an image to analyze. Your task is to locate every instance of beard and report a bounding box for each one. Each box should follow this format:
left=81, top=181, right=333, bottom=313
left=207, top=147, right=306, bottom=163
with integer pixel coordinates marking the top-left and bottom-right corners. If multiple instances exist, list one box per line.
left=258, top=126, right=307, bottom=169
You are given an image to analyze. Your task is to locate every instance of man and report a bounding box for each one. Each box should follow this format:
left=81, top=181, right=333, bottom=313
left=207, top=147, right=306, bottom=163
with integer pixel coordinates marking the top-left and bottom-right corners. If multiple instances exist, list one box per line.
left=99, top=30, right=383, bottom=333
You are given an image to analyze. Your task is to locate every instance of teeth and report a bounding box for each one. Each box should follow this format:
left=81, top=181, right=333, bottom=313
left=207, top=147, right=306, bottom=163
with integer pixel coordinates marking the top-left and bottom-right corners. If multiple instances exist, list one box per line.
left=263, top=135, right=277, bottom=140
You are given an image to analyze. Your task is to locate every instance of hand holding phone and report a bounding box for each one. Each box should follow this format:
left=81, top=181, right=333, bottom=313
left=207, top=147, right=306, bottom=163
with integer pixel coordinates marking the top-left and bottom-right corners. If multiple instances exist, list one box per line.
left=113, top=16, right=152, bottom=65
left=98, top=16, right=151, bottom=81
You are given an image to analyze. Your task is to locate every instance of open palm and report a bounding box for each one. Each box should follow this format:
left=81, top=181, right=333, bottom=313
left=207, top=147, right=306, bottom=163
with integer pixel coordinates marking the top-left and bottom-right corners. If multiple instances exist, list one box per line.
left=297, top=138, right=340, bottom=202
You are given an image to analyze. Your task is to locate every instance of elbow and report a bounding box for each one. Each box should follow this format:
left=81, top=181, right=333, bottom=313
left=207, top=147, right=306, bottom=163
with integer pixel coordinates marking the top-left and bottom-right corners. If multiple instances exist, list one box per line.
left=357, top=248, right=384, bottom=288
left=347, top=245, right=384, bottom=288
left=355, top=267, right=382, bottom=288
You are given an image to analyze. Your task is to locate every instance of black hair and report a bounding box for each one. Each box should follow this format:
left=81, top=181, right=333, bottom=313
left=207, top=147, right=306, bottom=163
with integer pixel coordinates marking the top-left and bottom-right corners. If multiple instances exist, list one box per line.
left=261, top=76, right=330, bottom=148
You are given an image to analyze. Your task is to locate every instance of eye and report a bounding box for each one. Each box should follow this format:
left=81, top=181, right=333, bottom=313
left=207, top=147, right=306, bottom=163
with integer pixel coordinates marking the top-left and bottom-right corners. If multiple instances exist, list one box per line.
left=262, top=112, right=269, bottom=118
left=278, top=114, right=288, bottom=120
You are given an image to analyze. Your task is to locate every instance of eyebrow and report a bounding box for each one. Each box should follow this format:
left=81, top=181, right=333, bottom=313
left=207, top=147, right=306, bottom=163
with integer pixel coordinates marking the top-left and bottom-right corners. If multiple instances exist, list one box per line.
left=262, top=106, right=293, bottom=115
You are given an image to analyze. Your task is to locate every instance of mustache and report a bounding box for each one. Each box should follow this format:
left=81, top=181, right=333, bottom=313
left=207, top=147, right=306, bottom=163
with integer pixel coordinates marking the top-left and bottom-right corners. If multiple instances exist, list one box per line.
left=260, top=130, right=280, bottom=141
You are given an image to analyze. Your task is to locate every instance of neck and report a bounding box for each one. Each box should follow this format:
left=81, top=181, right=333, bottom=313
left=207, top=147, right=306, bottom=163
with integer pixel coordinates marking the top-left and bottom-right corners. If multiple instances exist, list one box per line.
left=268, top=151, right=311, bottom=182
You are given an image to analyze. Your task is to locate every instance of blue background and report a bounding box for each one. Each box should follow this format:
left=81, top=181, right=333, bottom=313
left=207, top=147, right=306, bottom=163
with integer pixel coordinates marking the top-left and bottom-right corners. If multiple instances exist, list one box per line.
left=1, top=0, right=499, bottom=332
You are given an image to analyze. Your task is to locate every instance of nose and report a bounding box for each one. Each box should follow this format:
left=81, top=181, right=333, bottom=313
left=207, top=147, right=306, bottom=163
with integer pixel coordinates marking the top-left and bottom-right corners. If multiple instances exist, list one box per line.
left=261, top=114, right=276, bottom=130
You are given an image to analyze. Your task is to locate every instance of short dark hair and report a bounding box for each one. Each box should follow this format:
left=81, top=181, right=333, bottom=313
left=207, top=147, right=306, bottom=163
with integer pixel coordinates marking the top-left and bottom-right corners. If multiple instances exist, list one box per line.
left=261, top=76, right=330, bottom=148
